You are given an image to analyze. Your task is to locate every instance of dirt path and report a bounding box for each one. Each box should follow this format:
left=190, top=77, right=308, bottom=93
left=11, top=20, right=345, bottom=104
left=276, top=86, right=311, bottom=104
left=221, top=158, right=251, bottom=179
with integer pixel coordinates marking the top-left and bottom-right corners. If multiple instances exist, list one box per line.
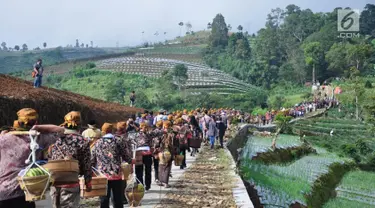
left=155, top=147, right=237, bottom=208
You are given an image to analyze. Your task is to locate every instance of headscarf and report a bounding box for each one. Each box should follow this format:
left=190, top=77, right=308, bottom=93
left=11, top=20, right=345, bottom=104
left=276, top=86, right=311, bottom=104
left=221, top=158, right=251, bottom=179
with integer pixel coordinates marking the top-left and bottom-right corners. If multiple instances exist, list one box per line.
left=174, top=118, right=184, bottom=125
left=102, top=123, right=114, bottom=134
left=61, top=111, right=81, bottom=128
left=163, top=120, right=172, bottom=129
left=17, top=108, right=38, bottom=125
left=116, top=121, right=127, bottom=131
left=140, top=122, right=149, bottom=131
left=156, top=120, right=163, bottom=128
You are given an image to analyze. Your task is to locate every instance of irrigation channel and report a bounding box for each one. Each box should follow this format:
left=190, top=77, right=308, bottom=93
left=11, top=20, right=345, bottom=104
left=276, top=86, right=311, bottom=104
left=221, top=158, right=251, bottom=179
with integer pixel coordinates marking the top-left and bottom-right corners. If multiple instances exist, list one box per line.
left=226, top=124, right=375, bottom=208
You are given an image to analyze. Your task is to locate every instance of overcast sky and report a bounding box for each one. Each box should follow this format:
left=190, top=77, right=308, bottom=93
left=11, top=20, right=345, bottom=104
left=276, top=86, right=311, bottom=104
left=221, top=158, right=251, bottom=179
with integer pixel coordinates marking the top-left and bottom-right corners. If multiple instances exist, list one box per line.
left=0, top=0, right=372, bottom=48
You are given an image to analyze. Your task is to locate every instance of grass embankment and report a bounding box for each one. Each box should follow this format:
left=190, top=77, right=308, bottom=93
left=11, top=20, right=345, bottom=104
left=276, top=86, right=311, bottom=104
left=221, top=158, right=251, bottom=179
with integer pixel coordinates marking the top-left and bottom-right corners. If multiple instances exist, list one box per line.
left=156, top=147, right=237, bottom=208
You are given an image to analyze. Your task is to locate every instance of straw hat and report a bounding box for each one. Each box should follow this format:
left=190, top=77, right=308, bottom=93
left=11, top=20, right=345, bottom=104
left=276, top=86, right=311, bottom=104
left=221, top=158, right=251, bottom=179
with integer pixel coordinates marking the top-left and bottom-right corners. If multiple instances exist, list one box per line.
left=156, top=120, right=163, bottom=128
left=163, top=120, right=172, bottom=129
left=116, top=121, right=127, bottom=131
left=61, top=111, right=81, bottom=128
left=17, top=108, right=38, bottom=125
left=102, top=123, right=114, bottom=134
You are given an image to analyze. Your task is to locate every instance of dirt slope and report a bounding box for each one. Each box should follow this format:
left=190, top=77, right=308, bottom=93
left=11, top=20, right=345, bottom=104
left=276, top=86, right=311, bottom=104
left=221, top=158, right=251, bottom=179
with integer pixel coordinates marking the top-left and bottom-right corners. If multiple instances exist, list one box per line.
left=0, top=74, right=143, bottom=127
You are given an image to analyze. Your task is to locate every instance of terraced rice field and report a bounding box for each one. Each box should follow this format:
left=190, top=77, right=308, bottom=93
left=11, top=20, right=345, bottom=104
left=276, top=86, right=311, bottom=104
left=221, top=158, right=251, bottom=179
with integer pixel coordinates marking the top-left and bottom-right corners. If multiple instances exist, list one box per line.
left=96, top=56, right=256, bottom=94
left=242, top=135, right=303, bottom=158
left=324, top=171, right=375, bottom=207
left=241, top=133, right=355, bottom=207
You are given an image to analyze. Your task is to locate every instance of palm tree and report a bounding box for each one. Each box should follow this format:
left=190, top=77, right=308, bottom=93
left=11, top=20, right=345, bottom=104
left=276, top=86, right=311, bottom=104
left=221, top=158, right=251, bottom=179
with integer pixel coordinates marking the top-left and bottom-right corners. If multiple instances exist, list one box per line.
left=228, top=24, right=232, bottom=31
left=43, top=42, right=47, bottom=48
left=207, top=22, right=212, bottom=30
left=178, top=22, right=184, bottom=36
left=237, top=25, right=243, bottom=32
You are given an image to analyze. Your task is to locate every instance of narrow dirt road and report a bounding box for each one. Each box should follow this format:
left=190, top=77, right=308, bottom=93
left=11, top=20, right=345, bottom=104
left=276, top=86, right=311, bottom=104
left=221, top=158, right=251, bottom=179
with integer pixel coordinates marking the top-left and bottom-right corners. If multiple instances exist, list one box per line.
left=155, top=147, right=237, bottom=208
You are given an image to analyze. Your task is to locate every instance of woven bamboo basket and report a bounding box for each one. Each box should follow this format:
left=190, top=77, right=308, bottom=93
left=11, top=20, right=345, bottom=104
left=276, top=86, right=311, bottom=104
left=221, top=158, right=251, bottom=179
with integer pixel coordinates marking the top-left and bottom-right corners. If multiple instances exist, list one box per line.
left=17, top=175, right=49, bottom=195
left=125, top=183, right=145, bottom=207
left=121, top=163, right=132, bottom=180
left=43, top=159, right=79, bottom=183
left=79, top=176, right=108, bottom=198
left=158, top=151, right=172, bottom=165
left=174, top=155, right=184, bottom=166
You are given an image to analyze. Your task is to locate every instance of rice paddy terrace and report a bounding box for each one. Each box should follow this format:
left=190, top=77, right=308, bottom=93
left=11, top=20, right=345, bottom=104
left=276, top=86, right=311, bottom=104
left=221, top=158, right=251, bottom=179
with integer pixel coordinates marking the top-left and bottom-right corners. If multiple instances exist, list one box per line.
left=240, top=111, right=375, bottom=208
left=95, top=46, right=256, bottom=94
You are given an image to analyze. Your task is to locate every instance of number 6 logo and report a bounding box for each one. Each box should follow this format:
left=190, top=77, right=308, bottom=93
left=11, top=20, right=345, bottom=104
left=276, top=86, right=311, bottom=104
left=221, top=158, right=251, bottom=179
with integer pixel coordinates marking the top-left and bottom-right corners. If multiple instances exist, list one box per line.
left=341, top=11, right=355, bottom=30
left=337, top=9, right=360, bottom=32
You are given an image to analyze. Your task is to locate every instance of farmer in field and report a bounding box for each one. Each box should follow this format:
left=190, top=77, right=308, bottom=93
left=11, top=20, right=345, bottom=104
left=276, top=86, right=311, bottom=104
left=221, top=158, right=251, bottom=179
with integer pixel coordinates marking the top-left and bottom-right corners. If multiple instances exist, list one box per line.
left=129, top=91, right=136, bottom=107
left=48, top=111, right=92, bottom=208
left=33, top=58, right=44, bottom=88
left=91, top=123, right=131, bottom=208
left=0, top=108, right=63, bottom=208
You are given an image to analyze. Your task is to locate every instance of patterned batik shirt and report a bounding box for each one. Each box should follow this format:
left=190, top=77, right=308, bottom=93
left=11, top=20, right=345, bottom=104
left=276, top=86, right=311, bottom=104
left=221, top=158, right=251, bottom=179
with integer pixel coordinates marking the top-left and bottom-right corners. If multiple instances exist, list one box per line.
left=0, top=133, right=58, bottom=201
left=150, top=128, right=164, bottom=149
left=91, top=134, right=131, bottom=180
left=135, top=131, right=152, bottom=148
left=49, top=132, right=92, bottom=184
left=115, top=132, right=133, bottom=163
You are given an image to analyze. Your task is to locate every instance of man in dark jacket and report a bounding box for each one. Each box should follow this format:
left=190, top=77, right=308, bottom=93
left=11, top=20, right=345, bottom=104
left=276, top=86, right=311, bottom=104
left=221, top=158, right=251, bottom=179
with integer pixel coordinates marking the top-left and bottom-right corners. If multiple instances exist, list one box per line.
left=216, top=117, right=227, bottom=148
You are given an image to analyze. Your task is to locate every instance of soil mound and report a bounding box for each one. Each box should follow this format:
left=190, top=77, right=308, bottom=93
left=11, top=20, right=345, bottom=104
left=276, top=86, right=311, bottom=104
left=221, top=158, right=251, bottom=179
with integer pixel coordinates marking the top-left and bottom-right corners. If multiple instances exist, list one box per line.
left=0, top=74, right=143, bottom=127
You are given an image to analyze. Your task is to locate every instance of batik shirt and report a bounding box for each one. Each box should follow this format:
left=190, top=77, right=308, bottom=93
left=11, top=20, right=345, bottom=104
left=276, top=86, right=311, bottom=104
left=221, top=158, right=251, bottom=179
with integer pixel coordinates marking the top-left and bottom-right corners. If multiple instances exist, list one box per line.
left=115, top=131, right=133, bottom=163
left=49, top=131, right=92, bottom=184
left=150, top=128, right=164, bottom=149
left=135, top=131, right=152, bottom=148
left=0, top=133, right=58, bottom=201
left=91, top=134, right=131, bottom=180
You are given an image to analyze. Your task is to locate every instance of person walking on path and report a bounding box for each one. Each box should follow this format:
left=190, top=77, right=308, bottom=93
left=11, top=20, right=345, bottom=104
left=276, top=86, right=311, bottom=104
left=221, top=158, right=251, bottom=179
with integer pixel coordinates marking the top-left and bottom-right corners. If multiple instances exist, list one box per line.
left=48, top=111, right=92, bottom=208
left=81, top=120, right=102, bottom=150
left=216, top=117, right=227, bottom=148
left=33, top=59, right=44, bottom=88
left=157, top=130, right=174, bottom=188
left=129, top=91, right=136, bottom=107
left=189, top=115, right=202, bottom=156
left=0, top=108, right=63, bottom=208
left=91, top=123, right=131, bottom=208
left=150, top=121, right=164, bottom=183
left=207, top=116, right=218, bottom=149
left=134, top=122, right=153, bottom=191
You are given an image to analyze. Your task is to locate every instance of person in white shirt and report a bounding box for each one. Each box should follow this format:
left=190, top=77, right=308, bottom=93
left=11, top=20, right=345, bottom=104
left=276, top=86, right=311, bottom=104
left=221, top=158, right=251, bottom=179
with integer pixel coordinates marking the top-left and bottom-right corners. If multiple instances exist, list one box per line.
left=153, top=110, right=165, bottom=126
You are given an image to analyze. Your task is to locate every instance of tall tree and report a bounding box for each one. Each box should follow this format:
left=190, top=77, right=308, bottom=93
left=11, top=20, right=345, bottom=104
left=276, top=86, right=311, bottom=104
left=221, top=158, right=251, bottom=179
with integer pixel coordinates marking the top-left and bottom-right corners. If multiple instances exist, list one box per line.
left=172, top=64, right=188, bottom=91
left=208, top=13, right=229, bottom=49
left=75, top=39, right=79, bottom=48
left=178, top=22, right=184, bottom=36
left=303, top=41, right=324, bottom=84
left=360, top=4, right=375, bottom=36
left=237, top=25, right=243, bottom=31
left=326, top=43, right=350, bottom=76
left=207, top=22, right=212, bottom=30
left=86, top=44, right=89, bottom=48
left=347, top=42, right=373, bottom=72
left=43, top=42, right=47, bottom=48
left=80, top=43, right=84, bottom=48
left=14, top=45, right=20, bottom=51
left=90, top=41, right=93, bottom=48
left=22, top=43, right=28, bottom=51
left=185, top=22, right=192, bottom=33
left=228, top=24, right=232, bottom=31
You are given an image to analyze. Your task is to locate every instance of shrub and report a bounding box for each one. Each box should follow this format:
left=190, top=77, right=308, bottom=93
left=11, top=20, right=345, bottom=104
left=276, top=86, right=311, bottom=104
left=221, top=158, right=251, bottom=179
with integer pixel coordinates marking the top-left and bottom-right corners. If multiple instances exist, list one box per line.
left=364, top=80, right=372, bottom=88
left=275, top=113, right=293, bottom=134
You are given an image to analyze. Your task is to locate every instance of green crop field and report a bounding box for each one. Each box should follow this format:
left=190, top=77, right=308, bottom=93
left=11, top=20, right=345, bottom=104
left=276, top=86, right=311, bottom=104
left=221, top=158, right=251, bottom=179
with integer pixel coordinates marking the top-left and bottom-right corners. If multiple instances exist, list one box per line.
left=324, top=171, right=375, bottom=207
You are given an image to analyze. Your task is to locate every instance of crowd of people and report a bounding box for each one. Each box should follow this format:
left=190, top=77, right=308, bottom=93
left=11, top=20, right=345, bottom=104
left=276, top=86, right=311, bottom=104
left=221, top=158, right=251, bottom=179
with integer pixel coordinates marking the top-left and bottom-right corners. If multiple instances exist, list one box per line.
left=0, top=107, right=235, bottom=208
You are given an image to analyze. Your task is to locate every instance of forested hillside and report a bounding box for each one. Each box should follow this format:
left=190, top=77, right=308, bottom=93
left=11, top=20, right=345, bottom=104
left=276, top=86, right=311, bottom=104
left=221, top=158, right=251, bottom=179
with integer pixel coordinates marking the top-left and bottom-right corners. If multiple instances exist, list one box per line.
left=204, top=4, right=375, bottom=89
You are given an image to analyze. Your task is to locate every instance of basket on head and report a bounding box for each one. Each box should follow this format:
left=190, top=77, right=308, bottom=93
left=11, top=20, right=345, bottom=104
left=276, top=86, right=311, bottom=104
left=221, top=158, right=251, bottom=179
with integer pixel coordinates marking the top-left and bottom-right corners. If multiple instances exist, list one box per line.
left=42, top=159, right=79, bottom=184
left=174, top=155, right=184, bottom=166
